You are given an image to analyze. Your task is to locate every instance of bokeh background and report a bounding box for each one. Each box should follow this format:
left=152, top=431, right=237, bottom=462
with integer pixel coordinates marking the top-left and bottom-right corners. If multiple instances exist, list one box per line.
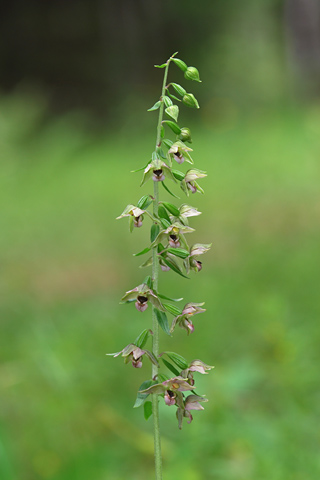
left=1, top=1, right=320, bottom=479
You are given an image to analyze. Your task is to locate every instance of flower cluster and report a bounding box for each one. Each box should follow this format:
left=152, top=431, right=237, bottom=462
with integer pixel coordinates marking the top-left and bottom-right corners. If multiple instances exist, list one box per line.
left=109, top=53, right=213, bottom=432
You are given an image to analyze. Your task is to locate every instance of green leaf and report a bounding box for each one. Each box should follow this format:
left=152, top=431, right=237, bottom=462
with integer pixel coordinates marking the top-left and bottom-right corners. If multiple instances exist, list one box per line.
left=162, top=139, right=174, bottom=149
left=150, top=224, right=160, bottom=243
left=134, top=329, right=151, bottom=349
left=163, top=95, right=173, bottom=107
left=165, top=105, right=179, bottom=122
left=163, top=303, right=183, bottom=316
left=147, top=101, right=161, bottom=112
left=160, top=218, right=171, bottom=229
left=158, top=293, right=183, bottom=302
left=162, top=358, right=180, bottom=376
left=162, top=202, right=180, bottom=217
left=137, top=194, right=152, bottom=210
left=168, top=93, right=181, bottom=102
left=158, top=205, right=171, bottom=223
left=172, top=58, right=188, bottom=72
left=166, top=247, right=190, bottom=259
left=162, top=120, right=181, bottom=135
left=133, top=247, right=151, bottom=257
left=160, top=256, right=189, bottom=279
left=154, top=63, right=167, bottom=68
left=134, top=380, right=154, bottom=408
left=143, top=275, right=152, bottom=288
left=165, top=352, right=189, bottom=370
left=144, top=401, right=153, bottom=420
left=161, top=182, right=180, bottom=199
left=154, top=309, right=171, bottom=336
left=172, top=169, right=185, bottom=181
left=171, top=83, right=187, bottom=97
left=139, top=256, right=153, bottom=268
left=129, top=215, right=134, bottom=233
left=157, top=373, right=170, bottom=382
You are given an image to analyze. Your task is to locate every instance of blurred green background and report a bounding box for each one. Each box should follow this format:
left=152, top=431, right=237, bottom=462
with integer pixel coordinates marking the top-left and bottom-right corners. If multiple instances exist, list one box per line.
left=1, top=1, right=320, bottom=479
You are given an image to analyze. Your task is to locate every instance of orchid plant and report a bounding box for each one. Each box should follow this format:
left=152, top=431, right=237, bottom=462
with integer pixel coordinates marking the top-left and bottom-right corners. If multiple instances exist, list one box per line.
left=108, top=53, right=213, bottom=479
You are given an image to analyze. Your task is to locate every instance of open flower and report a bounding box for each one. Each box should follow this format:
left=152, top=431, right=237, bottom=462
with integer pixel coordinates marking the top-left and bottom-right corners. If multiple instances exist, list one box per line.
left=139, top=376, right=193, bottom=406
left=181, top=359, right=214, bottom=386
left=180, top=169, right=207, bottom=196
left=175, top=394, right=208, bottom=429
left=120, top=283, right=165, bottom=312
left=116, top=204, right=146, bottom=229
left=170, top=302, right=206, bottom=334
left=107, top=343, right=159, bottom=368
left=150, top=222, right=194, bottom=250
left=140, top=159, right=176, bottom=186
left=184, top=243, right=212, bottom=273
left=168, top=141, right=193, bottom=165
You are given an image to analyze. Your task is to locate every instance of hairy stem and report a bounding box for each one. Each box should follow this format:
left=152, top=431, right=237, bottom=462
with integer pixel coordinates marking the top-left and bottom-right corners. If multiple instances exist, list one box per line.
left=151, top=56, right=171, bottom=480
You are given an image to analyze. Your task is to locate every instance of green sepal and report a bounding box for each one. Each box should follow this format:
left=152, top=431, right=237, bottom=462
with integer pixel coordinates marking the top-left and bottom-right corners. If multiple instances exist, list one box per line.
left=143, top=275, right=152, bottom=289
left=139, top=256, right=153, bottom=268
left=148, top=101, right=161, bottom=112
left=171, top=83, right=187, bottom=97
left=172, top=169, right=185, bottom=181
left=158, top=293, right=183, bottom=302
left=154, top=309, right=171, bottom=336
left=162, top=120, right=181, bottom=135
left=163, top=303, right=183, bottom=316
left=172, top=58, right=188, bottom=72
left=159, top=218, right=171, bottom=229
left=144, top=401, right=153, bottom=420
left=133, top=247, right=151, bottom=257
left=164, top=352, right=189, bottom=370
left=165, top=105, right=179, bottom=122
left=162, top=358, right=180, bottom=376
left=131, top=164, right=149, bottom=173
left=161, top=182, right=180, bottom=199
left=137, top=195, right=152, bottom=210
left=134, top=380, right=154, bottom=408
left=134, top=329, right=152, bottom=349
left=154, top=63, right=167, bottom=68
left=166, top=247, right=190, bottom=259
left=162, top=202, right=180, bottom=217
left=158, top=205, right=171, bottom=223
left=150, top=224, right=160, bottom=243
left=163, top=95, right=173, bottom=107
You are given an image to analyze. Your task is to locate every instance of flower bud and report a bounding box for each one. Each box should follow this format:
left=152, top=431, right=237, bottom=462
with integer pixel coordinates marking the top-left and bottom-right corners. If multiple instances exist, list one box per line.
left=178, top=127, right=192, bottom=143
left=182, top=93, right=200, bottom=109
left=184, top=67, right=201, bottom=83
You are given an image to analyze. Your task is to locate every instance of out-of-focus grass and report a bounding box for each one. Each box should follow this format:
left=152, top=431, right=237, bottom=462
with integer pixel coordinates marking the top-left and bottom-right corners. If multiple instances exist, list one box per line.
left=1, top=96, right=320, bottom=479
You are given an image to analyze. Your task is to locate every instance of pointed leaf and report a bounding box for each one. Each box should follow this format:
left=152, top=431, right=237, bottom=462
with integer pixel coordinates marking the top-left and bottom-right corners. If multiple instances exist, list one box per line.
left=160, top=256, right=189, bottom=279
left=133, top=247, right=151, bottom=257
left=162, top=139, right=174, bottom=149
left=162, top=358, right=180, bottom=376
left=139, top=256, right=153, bottom=268
left=143, top=275, right=152, bottom=288
left=161, top=182, right=180, bottom=199
left=162, top=120, right=181, bottom=135
left=158, top=293, right=183, bottom=302
left=144, top=401, right=153, bottom=420
left=154, top=309, right=171, bottom=336
left=172, top=169, right=185, bottom=181
left=165, top=352, right=189, bottom=370
left=160, top=218, right=171, bottom=229
left=154, top=63, right=167, bottom=68
left=150, top=224, right=160, bottom=243
left=158, top=205, right=171, bottom=223
left=133, top=380, right=154, bottom=408
left=148, top=101, right=161, bottom=112
left=160, top=125, right=165, bottom=138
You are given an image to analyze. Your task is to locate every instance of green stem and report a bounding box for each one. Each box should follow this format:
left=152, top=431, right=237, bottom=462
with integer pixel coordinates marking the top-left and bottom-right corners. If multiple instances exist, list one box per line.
left=151, top=56, right=172, bottom=480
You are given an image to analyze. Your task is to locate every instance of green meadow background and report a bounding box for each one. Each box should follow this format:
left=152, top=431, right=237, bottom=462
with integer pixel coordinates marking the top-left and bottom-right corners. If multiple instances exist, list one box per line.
left=1, top=1, right=320, bottom=478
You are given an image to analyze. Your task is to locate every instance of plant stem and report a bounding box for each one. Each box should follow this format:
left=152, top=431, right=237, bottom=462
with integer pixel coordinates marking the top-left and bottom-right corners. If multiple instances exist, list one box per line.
left=151, top=57, right=171, bottom=480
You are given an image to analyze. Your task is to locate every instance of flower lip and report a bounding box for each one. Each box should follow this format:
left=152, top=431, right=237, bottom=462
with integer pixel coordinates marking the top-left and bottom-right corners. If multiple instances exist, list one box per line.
left=137, top=295, right=148, bottom=304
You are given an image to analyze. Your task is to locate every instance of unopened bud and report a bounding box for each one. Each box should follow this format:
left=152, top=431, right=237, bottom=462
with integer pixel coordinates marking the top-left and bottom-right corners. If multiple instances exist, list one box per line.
left=182, top=93, right=200, bottom=109
left=178, top=127, right=192, bottom=143
left=184, top=66, right=201, bottom=83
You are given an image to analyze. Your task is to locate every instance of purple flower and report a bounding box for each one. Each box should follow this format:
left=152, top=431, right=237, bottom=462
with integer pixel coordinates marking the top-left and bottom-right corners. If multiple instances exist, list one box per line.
left=184, top=243, right=212, bottom=274
left=170, top=302, right=206, bottom=334
left=180, top=169, right=207, bottom=196
left=107, top=343, right=159, bottom=369
left=168, top=141, right=193, bottom=165
left=176, top=394, right=208, bottom=429
left=140, top=159, right=176, bottom=186
left=120, top=283, right=165, bottom=312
